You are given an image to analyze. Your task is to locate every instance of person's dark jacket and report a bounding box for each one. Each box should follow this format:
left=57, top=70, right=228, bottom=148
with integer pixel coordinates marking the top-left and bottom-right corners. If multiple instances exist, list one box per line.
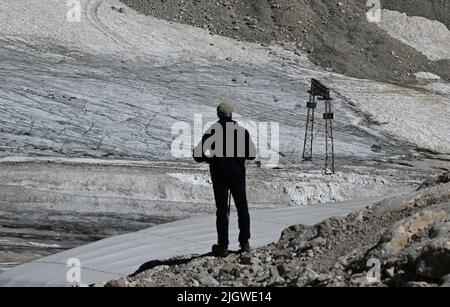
left=193, top=118, right=256, bottom=185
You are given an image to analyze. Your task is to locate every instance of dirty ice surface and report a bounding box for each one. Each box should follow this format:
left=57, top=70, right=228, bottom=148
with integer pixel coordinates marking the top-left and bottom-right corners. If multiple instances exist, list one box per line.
left=1, top=0, right=449, bottom=161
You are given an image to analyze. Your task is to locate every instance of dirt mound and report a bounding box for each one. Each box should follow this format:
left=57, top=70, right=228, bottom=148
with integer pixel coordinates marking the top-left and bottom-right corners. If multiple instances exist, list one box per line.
left=105, top=174, right=450, bottom=287
left=120, top=0, right=450, bottom=82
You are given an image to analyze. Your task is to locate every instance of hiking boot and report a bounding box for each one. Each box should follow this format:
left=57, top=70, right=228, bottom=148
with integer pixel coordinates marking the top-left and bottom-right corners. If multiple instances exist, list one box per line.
left=212, top=244, right=229, bottom=257
left=240, top=241, right=251, bottom=253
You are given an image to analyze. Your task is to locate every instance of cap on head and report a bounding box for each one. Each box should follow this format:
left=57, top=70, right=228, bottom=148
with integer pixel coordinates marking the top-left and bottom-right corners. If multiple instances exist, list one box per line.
left=217, top=102, right=234, bottom=118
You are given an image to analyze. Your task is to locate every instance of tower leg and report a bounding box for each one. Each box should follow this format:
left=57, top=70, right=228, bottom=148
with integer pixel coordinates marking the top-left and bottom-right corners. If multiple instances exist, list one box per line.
left=302, top=94, right=316, bottom=161
left=324, top=99, right=335, bottom=175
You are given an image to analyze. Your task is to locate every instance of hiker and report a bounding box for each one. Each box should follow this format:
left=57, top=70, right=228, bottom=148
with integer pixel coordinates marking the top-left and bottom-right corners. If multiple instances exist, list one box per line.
left=193, top=103, right=257, bottom=257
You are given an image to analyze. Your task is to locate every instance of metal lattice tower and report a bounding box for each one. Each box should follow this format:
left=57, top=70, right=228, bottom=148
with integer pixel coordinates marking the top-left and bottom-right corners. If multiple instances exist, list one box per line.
left=302, top=92, right=316, bottom=161
left=323, top=97, right=335, bottom=175
left=302, top=79, right=335, bottom=175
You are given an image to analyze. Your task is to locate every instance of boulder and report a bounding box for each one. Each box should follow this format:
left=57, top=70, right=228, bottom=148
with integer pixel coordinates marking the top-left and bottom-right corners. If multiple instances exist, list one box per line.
left=415, top=238, right=450, bottom=280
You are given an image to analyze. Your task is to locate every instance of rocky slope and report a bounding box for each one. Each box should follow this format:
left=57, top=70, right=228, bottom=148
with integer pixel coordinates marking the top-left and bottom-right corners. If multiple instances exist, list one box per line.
left=105, top=173, right=450, bottom=287
left=120, top=0, right=450, bottom=82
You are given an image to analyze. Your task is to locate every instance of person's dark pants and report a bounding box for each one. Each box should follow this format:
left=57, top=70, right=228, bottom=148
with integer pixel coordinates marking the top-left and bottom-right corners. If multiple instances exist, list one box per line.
left=212, top=182, right=251, bottom=246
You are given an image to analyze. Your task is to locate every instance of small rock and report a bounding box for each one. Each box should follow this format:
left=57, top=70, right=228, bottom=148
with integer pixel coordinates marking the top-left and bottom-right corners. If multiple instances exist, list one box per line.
left=429, top=222, right=450, bottom=238
left=385, top=267, right=396, bottom=279
left=407, top=281, right=433, bottom=288
left=240, top=254, right=253, bottom=265
left=349, top=273, right=372, bottom=287
left=277, top=264, right=288, bottom=276
left=198, top=275, right=220, bottom=287
left=221, top=263, right=236, bottom=274
left=105, top=277, right=129, bottom=287
left=268, top=266, right=280, bottom=284
left=273, top=249, right=291, bottom=259
left=441, top=274, right=450, bottom=287
left=416, top=238, right=450, bottom=280
left=296, top=268, right=319, bottom=287
left=310, top=236, right=326, bottom=247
